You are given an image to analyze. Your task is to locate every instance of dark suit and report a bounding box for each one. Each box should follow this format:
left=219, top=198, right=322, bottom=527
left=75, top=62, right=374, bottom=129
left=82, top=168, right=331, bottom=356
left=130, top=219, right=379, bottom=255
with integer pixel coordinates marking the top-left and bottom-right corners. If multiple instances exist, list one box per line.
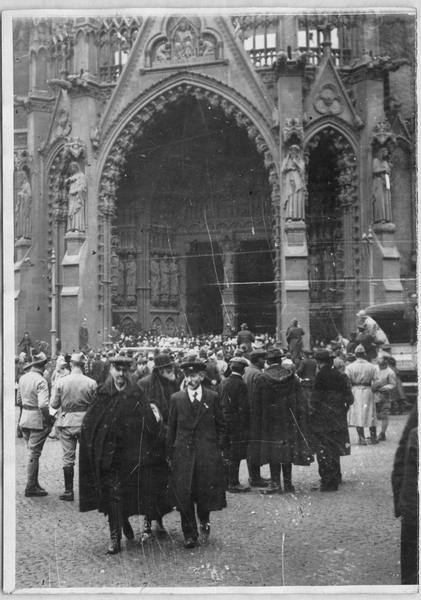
left=166, top=386, right=227, bottom=540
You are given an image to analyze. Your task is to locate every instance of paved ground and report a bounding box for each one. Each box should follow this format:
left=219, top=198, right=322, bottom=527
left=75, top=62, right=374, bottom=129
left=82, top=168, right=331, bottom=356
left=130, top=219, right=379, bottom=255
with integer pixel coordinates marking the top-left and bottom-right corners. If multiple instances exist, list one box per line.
left=12, top=411, right=409, bottom=591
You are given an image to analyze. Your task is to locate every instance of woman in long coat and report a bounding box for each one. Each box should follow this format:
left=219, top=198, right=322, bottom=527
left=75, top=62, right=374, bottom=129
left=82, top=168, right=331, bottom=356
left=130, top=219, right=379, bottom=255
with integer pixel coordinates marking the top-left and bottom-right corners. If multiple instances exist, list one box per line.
left=79, top=356, right=172, bottom=554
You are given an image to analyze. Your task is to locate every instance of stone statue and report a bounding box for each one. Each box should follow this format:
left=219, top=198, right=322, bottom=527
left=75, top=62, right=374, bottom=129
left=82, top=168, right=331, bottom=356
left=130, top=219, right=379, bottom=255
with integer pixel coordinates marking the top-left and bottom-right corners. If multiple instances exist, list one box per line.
left=150, top=255, right=160, bottom=305
left=155, top=41, right=171, bottom=62
left=199, top=37, right=215, bottom=57
left=174, top=21, right=195, bottom=60
left=220, top=235, right=235, bottom=288
left=168, top=257, right=179, bottom=304
left=66, top=161, right=87, bottom=232
left=15, top=170, right=32, bottom=239
left=160, top=256, right=172, bottom=305
left=281, top=144, right=306, bottom=221
left=372, top=147, right=393, bottom=223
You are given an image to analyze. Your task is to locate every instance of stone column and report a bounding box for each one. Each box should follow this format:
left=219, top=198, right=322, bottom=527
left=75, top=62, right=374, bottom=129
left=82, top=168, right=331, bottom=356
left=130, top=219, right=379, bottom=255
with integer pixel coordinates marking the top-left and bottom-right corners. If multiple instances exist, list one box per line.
left=136, top=228, right=150, bottom=331
left=219, top=235, right=237, bottom=335
left=60, top=230, right=87, bottom=353
left=273, top=55, right=310, bottom=348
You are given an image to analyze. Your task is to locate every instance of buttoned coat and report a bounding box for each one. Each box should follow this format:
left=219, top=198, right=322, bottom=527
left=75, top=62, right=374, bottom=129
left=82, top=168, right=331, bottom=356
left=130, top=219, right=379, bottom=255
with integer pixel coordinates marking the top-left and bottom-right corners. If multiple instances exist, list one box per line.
left=17, top=368, right=50, bottom=430
left=166, top=387, right=227, bottom=514
left=220, top=373, right=250, bottom=462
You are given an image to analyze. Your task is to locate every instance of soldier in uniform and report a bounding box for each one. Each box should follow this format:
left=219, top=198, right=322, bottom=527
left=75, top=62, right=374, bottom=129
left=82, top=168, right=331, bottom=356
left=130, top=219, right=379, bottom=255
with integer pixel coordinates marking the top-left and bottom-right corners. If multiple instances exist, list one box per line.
left=17, top=352, right=52, bottom=497
left=50, top=352, right=97, bottom=501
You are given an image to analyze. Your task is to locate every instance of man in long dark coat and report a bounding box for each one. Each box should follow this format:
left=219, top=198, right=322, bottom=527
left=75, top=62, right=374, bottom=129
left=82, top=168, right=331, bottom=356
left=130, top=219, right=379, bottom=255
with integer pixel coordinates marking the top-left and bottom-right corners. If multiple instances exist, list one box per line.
left=309, top=350, right=354, bottom=491
left=220, top=356, right=250, bottom=493
left=79, top=354, right=172, bottom=554
left=166, top=357, right=227, bottom=549
left=243, top=349, right=269, bottom=487
left=255, top=348, right=313, bottom=494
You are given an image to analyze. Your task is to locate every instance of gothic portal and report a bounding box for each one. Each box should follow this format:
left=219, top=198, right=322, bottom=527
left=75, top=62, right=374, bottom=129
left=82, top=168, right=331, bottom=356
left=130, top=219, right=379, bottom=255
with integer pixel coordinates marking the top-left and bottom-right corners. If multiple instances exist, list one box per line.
left=111, top=95, right=273, bottom=335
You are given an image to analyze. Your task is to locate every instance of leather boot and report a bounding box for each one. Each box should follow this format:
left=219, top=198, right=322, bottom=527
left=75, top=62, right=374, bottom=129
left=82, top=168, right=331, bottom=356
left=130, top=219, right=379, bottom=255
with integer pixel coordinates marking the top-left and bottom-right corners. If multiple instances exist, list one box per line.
left=25, top=458, right=48, bottom=497
left=282, top=463, right=295, bottom=493
left=33, top=459, right=46, bottom=492
left=59, top=466, right=74, bottom=501
left=122, top=517, right=134, bottom=540
left=106, top=505, right=122, bottom=554
left=356, top=427, right=367, bottom=445
left=369, top=427, right=378, bottom=444
left=248, top=460, right=269, bottom=487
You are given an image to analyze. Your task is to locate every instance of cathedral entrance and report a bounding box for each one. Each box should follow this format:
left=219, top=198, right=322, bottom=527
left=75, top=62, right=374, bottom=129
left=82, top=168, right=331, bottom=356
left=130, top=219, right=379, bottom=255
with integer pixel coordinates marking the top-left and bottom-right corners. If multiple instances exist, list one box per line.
left=111, top=93, right=273, bottom=335
left=306, top=128, right=358, bottom=344
left=236, top=239, right=275, bottom=333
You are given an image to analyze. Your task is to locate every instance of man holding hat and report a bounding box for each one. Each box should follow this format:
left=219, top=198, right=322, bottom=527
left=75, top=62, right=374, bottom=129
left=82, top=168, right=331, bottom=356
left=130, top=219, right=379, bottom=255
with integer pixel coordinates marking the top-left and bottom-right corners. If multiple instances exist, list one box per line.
left=221, top=356, right=250, bottom=493
left=79, top=354, right=172, bottom=554
left=309, top=350, right=354, bottom=491
left=346, top=344, right=378, bottom=444
left=17, top=352, right=52, bottom=497
left=166, top=357, right=227, bottom=549
left=50, top=352, right=97, bottom=501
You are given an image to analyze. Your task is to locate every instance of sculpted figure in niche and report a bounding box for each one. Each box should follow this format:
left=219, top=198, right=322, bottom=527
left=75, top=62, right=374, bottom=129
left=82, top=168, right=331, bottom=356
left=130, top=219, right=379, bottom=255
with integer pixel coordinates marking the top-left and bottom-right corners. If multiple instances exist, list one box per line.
left=168, top=258, right=179, bottom=305
left=66, top=162, right=87, bottom=233
left=372, top=147, right=393, bottom=223
left=155, top=41, right=171, bottom=62
left=150, top=255, right=160, bottom=306
left=281, top=144, right=306, bottom=221
left=199, top=37, right=215, bottom=57
left=220, top=235, right=235, bottom=288
left=174, top=21, right=194, bottom=60
left=160, top=256, right=172, bottom=305
left=15, top=170, right=32, bottom=240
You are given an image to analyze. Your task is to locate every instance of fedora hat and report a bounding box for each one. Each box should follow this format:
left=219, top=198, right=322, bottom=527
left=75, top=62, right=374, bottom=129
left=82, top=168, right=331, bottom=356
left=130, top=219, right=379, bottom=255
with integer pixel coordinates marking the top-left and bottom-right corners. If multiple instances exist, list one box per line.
left=229, top=356, right=249, bottom=367
left=28, top=352, right=48, bottom=368
left=315, top=349, right=332, bottom=363
left=154, top=354, right=174, bottom=369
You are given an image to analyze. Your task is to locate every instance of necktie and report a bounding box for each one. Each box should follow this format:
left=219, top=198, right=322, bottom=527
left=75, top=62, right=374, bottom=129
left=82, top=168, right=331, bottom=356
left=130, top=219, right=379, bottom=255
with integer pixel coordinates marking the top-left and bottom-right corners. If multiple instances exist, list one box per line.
left=192, top=391, right=199, bottom=413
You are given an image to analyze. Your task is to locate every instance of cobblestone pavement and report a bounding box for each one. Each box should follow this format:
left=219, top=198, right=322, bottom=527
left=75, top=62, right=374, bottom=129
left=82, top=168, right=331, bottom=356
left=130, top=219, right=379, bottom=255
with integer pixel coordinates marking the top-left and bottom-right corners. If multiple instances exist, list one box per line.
left=12, top=411, right=409, bottom=591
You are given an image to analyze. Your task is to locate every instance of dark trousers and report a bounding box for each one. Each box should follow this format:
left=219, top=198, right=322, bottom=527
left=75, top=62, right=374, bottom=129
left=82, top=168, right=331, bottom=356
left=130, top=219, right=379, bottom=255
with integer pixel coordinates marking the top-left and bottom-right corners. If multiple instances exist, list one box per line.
left=316, top=440, right=341, bottom=489
left=180, top=500, right=210, bottom=540
left=228, top=459, right=240, bottom=486
left=401, top=515, right=419, bottom=584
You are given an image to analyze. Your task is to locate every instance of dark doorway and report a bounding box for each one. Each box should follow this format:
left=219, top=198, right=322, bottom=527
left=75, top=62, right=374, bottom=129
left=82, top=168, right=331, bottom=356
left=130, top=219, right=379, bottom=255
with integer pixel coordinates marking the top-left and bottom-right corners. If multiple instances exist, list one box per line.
left=236, top=239, right=275, bottom=334
left=306, top=131, right=344, bottom=343
left=186, top=241, right=224, bottom=334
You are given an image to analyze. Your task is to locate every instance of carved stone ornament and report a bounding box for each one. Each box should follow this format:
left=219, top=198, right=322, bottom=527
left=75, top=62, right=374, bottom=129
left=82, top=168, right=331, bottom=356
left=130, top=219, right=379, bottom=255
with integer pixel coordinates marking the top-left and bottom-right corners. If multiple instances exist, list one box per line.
left=313, top=83, right=343, bottom=116
left=371, top=119, right=396, bottom=149
left=64, top=137, right=86, bottom=160
left=148, top=17, right=220, bottom=67
left=14, top=149, right=33, bottom=172
left=282, top=118, right=304, bottom=146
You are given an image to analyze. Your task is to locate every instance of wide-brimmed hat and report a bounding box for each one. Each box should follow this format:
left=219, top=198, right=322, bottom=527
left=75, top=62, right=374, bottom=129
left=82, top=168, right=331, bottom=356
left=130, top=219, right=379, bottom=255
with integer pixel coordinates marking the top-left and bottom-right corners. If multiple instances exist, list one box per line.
left=266, top=347, right=283, bottom=361
left=28, top=352, right=48, bottom=368
left=154, top=354, right=174, bottom=369
left=315, top=349, right=332, bottom=363
left=109, top=354, right=133, bottom=366
left=180, top=357, right=207, bottom=374
left=250, top=349, right=267, bottom=359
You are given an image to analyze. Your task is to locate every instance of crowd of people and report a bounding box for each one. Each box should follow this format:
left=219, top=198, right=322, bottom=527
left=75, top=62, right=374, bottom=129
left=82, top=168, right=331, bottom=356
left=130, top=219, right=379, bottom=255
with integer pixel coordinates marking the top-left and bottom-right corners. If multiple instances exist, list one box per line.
left=15, top=313, right=417, bottom=583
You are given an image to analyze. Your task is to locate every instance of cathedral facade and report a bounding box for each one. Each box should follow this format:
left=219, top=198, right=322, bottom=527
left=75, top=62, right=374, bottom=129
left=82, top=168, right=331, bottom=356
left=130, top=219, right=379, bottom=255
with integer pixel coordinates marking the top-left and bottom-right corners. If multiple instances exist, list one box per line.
left=12, top=13, right=416, bottom=352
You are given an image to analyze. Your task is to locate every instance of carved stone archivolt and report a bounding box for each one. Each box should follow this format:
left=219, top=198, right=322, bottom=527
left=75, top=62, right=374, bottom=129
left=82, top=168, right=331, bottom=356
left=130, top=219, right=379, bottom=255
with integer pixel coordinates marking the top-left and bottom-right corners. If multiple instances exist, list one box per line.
left=97, top=77, right=279, bottom=316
